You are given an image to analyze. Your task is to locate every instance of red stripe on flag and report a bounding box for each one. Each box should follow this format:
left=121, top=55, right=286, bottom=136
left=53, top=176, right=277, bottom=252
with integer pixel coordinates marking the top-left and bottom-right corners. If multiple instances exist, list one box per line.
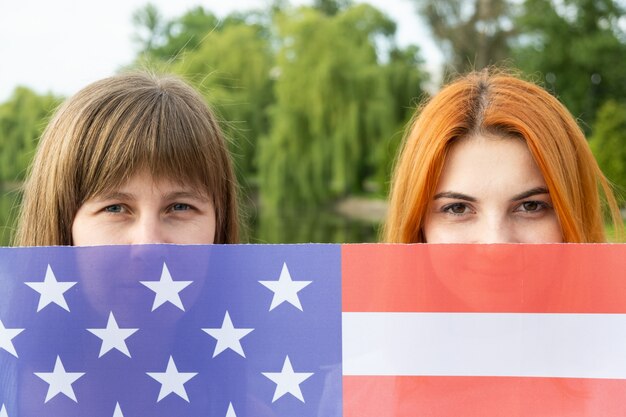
left=341, top=244, right=626, bottom=416
left=342, top=244, right=626, bottom=313
left=343, top=376, right=626, bottom=417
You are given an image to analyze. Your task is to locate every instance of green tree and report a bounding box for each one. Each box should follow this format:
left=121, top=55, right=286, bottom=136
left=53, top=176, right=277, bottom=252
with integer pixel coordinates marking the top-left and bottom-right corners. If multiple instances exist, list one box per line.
left=152, top=7, right=223, bottom=60
left=133, top=5, right=271, bottom=63
left=0, top=87, right=59, bottom=244
left=258, top=4, right=425, bottom=208
left=313, top=0, right=353, bottom=16
left=380, top=45, right=429, bottom=190
left=129, top=2, right=428, bottom=220
left=513, top=0, right=626, bottom=128
left=0, top=87, right=60, bottom=183
left=590, top=100, right=626, bottom=206
left=132, top=3, right=166, bottom=55
left=175, top=21, right=274, bottom=183
left=416, top=0, right=519, bottom=73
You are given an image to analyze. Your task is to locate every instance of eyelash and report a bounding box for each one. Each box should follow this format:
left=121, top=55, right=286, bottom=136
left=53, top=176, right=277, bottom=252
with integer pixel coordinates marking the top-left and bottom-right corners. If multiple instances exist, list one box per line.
left=515, top=200, right=551, bottom=213
left=104, top=204, right=124, bottom=214
left=441, top=203, right=472, bottom=216
left=169, top=203, right=192, bottom=212
left=101, top=203, right=194, bottom=214
left=440, top=200, right=551, bottom=216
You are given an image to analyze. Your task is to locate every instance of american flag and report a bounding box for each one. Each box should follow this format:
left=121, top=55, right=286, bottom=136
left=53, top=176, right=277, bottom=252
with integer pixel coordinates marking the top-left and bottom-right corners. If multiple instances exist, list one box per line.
left=343, top=244, right=626, bottom=416
left=1, top=244, right=626, bottom=417
left=0, top=245, right=341, bottom=417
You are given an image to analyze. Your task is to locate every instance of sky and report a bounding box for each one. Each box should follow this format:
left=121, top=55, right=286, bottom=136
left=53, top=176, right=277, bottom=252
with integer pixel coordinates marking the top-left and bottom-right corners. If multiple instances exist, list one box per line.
left=0, top=0, right=443, bottom=102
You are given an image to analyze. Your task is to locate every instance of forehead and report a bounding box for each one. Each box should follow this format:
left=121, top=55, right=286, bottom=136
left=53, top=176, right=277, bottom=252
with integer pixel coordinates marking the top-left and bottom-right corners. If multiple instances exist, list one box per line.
left=437, top=135, right=546, bottom=192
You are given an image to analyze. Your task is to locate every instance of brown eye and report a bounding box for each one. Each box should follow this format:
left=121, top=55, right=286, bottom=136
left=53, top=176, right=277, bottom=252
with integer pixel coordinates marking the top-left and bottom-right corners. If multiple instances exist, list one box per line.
left=521, top=201, right=542, bottom=212
left=443, top=203, right=469, bottom=215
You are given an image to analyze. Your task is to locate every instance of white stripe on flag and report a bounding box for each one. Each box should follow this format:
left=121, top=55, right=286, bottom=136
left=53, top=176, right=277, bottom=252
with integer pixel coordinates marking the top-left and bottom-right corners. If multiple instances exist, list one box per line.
left=342, top=312, right=626, bottom=379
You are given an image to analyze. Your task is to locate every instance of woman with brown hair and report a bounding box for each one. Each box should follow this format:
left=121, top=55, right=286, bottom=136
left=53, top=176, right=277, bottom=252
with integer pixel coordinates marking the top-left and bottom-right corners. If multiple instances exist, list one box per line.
left=4, top=72, right=246, bottom=417
left=385, top=70, right=622, bottom=243
left=14, top=71, right=238, bottom=246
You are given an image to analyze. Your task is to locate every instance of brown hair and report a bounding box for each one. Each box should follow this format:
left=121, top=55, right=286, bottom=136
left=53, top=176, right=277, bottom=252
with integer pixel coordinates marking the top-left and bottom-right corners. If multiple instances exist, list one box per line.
left=15, top=72, right=238, bottom=245
left=384, top=70, right=622, bottom=243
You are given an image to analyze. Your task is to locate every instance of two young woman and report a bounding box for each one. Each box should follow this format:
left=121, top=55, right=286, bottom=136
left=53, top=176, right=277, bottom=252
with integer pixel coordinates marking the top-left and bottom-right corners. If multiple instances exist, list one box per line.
left=14, top=70, right=622, bottom=246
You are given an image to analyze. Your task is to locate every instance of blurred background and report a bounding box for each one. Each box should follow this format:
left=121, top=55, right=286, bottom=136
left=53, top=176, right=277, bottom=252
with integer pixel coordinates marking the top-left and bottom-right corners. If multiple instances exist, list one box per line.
left=1, top=0, right=625, bottom=244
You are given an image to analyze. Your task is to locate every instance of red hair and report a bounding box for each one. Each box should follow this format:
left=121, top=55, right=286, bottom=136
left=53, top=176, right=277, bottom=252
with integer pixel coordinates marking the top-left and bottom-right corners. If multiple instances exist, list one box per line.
left=384, top=70, right=622, bottom=243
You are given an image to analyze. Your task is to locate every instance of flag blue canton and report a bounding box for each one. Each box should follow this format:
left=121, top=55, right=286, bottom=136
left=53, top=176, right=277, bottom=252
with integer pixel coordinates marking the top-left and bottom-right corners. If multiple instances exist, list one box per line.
left=0, top=245, right=343, bottom=417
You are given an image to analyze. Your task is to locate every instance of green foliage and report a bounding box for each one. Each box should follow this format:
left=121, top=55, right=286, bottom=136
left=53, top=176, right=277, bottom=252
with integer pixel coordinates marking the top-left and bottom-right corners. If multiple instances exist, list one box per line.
left=0, top=87, right=60, bottom=183
left=133, top=5, right=221, bottom=61
left=590, top=100, right=626, bottom=205
left=0, top=87, right=58, bottom=242
left=133, top=5, right=268, bottom=62
left=174, top=23, right=274, bottom=185
left=513, top=0, right=626, bottom=128
left=132, top=3, right=166, bottom=54
left=258, top=4, right=427, bottom=209
left=0, top=190, right=20, bottom=246
left=417, top=0, right=520, bottom=73
left=605, top=219, right=626, bottom=242
left=151, top=7, right=221, bottom=60
left=0, top=3, right=429, bottom=243
left=129, top=3, right=428, bottom=211
left=380, top=46, right=429, bottom=190
left=252, top=204, right=378, bottom=243
left=313, top=0, right=354, bottom=16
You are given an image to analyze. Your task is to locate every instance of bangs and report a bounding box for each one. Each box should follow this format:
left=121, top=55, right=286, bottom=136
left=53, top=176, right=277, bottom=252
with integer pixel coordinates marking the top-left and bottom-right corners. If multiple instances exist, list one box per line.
left=15, top=71, right=238, bottom=246
left=76, top=76, right=224, bottom=203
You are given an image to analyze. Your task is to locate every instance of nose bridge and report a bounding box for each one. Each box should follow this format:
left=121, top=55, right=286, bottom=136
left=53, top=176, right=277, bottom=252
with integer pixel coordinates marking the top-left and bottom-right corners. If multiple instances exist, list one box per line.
left=133, top=212, right=167, bottom=244
left=478, top=213, right=517, bottom=244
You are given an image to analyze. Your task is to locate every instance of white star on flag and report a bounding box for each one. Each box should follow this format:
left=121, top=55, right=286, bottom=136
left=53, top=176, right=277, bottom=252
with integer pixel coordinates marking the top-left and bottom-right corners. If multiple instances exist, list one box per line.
left=0, top=404, right=8, bottom=417
left=34, top=356, right=85, bottom=403
left=140, top=263, right=192, bottom=311
left=262, top=355, right=314, bottom=403
left=25, top=264, right=77, bottom=312
left=0, top=319, right=24, bottom=358
left=113, top=402, right=124, bottom=417
left=225, top=402, right=237, bottom=417
left=259, top=263, right=312, bottom=311
left=147, top=356, right=197, bottom=402
left=87, top=312, right=139, bottom=358
left=202, top=311, right=254, bottom=358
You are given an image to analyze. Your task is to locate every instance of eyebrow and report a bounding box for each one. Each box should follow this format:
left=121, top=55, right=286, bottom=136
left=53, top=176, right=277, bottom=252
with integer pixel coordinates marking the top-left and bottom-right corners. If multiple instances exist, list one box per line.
left=163, top=191, right=210, bottom=202
left=433, top=187, right=550, bottom=203
left=433, top=192, right=476, bottom=202
left=510, top=186, right=550, bottom=202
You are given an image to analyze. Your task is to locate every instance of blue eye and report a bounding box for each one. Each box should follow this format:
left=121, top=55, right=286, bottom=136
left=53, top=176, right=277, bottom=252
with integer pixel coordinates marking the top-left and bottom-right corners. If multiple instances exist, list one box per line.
left=104, top=205, right=123, bottom=213
left=171, top=203, right=191, bottom=211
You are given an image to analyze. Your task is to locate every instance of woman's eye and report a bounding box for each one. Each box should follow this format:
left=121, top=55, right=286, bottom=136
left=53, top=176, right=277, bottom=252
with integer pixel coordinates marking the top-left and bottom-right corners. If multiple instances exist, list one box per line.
left=443, top=203, right=470, bottom=215
left=519, top=201, right=547, bottom=212
left=104, top=204, right=123, bottom=213
left=171, top=203, right=191, bottom=211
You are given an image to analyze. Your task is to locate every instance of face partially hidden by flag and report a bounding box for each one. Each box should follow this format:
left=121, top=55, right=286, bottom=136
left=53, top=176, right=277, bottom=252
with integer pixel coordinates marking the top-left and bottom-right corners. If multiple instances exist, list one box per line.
left=0, top=245, right=341, bottom=417
left=342, top=244, right=626, bottom=417
left=1, top=244, right=626, bottom=417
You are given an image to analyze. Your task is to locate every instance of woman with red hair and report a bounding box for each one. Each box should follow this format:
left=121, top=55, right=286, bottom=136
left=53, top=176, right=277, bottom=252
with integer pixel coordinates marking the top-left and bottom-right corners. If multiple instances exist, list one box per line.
left=384, top=70, right=622, bottom=243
